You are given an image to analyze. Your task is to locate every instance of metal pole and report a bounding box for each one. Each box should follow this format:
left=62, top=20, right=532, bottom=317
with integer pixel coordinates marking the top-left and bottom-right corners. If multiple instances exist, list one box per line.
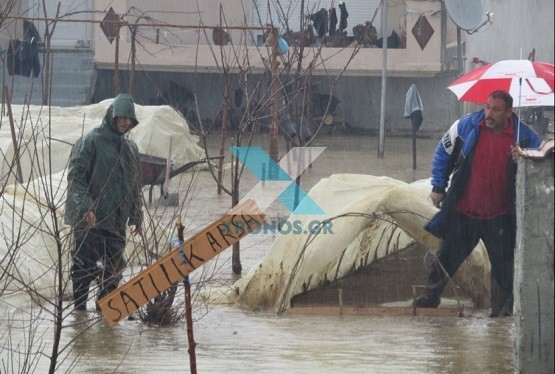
left=412, top=128, right=417, bottom=170
left=456, top=26, right=463, bottom=118
left=378, top=0, right=388, bottom=158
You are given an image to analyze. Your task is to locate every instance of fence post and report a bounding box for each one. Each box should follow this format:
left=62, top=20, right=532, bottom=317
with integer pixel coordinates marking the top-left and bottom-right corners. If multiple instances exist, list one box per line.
left=514, top=154, right=554, bottom=373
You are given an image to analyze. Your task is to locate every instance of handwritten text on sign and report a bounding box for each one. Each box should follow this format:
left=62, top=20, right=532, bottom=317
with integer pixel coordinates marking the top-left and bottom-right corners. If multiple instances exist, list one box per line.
left=99, top=200, right=265, bottom=326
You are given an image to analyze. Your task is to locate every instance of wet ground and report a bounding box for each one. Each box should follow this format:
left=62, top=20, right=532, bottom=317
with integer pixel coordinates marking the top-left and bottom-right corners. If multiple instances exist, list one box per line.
left=1, top=132, right=515, bottom=373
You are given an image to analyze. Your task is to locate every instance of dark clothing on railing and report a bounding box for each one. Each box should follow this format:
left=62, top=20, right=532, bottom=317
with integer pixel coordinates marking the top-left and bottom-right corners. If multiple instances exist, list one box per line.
left=7, top=39, right=41, bottom=78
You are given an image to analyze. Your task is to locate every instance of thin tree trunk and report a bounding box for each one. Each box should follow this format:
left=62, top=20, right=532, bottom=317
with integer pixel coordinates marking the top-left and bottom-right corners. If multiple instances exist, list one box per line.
left=48, top=230, right=65, bottom=374
left=217, top=71, right=230, bottom=194
left=184, top=279, right=197, bottom=373
left=42, top=2, right=60, bottom=106
left=231, top=150, right=242, bottom=274
left=114, top=25, right=121, bottom=95
left=129, top=24, right=138, bottom=96
left=269, top=28, right=279, bottom=163
left=3, top=86, right=23, bottom=183
left=178, top=218, right=197, bottom=373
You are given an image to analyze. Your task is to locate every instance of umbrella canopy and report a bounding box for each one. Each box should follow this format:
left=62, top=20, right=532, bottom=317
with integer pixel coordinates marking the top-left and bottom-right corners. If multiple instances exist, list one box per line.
left=448, top=60, right=554, bottom=107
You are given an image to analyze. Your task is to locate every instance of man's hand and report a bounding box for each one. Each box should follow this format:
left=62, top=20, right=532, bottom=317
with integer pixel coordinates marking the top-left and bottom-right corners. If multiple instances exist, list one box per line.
left=429, top=191, right=445, bottom=208
left=510, top=144, right=524, bottom=162
left=83, top=211, right=96, bottom=226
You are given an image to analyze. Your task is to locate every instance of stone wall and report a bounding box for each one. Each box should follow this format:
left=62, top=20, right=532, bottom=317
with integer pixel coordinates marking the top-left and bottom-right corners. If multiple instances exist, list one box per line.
left=514, top=155, right=555, bottom=373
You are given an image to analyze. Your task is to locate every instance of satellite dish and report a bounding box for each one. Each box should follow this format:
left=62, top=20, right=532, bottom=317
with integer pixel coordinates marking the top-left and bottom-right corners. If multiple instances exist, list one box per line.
left=445, top=0, right=483, bottom=31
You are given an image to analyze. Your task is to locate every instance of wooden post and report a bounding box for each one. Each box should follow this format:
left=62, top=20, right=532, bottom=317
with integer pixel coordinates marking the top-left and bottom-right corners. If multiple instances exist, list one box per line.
left=114, top=24, right=121, bottom=95
left=3, top=86, right=23, bottom=183
left=269, top=27, right=279, bottom=163
left=231, top=149, right=242, bottom=275
left=129, top=24, right=138, bottom=96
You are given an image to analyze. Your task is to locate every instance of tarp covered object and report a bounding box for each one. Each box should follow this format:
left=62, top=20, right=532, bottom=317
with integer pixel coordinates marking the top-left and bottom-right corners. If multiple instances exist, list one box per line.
left=0, top=101, right=204, bottom=186
left=217, top=174, right=490, bottom=311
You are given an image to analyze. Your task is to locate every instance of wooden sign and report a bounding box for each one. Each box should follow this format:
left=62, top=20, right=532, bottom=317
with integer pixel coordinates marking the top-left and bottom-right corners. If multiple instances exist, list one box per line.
left=99, top=199, right=265, bottom=326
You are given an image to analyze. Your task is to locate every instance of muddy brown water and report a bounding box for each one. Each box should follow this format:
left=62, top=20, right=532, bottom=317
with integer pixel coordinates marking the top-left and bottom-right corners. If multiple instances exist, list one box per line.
left=1, top=133, right=515, bottom=373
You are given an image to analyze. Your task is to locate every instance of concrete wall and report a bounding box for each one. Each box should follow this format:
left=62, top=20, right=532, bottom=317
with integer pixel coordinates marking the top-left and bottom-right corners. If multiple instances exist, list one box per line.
left=92, top=68, right=458, bottom=133
left=514, top=155, right=555, bottom=373
left=311, top=73, right=459, bottom=132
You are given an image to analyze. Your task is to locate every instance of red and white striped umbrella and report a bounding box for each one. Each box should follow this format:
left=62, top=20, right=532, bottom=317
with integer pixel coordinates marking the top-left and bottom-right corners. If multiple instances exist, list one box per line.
left=448, top=60, right=554, bottom=107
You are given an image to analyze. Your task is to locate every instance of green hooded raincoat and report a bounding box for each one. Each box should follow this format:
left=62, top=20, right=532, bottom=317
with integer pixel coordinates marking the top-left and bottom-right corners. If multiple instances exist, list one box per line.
left=64, top=94, right=143, bottom=237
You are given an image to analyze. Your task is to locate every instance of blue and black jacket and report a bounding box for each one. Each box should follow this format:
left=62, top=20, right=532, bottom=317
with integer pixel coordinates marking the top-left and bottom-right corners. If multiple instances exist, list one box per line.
left=425, top=110, right=542, bottom=238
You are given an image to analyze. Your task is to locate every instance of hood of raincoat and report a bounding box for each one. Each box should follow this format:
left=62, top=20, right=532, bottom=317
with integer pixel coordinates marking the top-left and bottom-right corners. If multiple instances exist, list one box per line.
left=102, top=94, right=139, bottom=133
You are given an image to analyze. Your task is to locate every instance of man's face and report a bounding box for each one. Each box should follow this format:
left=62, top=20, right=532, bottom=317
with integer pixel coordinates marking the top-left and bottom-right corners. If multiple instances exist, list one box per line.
left=115, top=117, right=132, bottom=134
left=484, top=97, right=512, bottom=133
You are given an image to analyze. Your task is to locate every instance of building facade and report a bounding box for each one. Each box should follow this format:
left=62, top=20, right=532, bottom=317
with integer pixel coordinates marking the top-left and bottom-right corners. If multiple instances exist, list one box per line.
left=1, top=1, right=553, bottom=132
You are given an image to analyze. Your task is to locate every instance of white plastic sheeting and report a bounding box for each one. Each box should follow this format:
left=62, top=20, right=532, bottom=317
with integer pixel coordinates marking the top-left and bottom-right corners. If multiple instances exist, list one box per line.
left=221, top=174, right=490, bottom=311
left=0, top=171, right=171, bottom=301
left=0, top=101, right=204, bottom=187
left=0, top=171, right=70, bottom=301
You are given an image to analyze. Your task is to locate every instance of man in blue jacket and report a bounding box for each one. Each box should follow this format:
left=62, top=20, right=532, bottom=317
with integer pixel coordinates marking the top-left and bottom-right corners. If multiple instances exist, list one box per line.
left=414, top=90, right=542, bottom=316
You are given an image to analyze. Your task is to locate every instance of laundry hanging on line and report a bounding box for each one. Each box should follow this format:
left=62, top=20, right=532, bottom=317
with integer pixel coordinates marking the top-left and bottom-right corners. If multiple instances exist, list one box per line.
left=7, top=39, right=41, bottom=78
left=338, top=2, right=349, bottom=32
left=309, top=8, right=329, bottom=38
left=329, top=6, right=338, bottom=35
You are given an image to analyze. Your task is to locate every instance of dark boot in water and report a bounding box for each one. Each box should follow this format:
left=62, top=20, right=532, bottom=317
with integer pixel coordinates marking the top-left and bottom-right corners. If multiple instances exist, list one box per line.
left=72, top=280, right=90, bottom=311
left=490, top=288, right=513, bottom=317
left=413, top=279, right=447, bottom=308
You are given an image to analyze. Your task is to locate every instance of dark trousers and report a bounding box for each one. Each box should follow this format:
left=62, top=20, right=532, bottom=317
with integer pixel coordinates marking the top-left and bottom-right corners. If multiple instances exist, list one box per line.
left=71, top=228, right=126, bottom=309
left=428, top=211, right=516, bottom=310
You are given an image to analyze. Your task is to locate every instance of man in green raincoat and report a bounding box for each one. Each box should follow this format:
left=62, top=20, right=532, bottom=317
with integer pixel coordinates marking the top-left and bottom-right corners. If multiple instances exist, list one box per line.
left=65, top=94, right=143, bottom=311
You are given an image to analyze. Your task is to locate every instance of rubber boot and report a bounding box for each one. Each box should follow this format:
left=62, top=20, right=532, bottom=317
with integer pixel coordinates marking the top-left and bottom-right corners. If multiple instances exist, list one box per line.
left=413, top=278, right=447, bottom=308
left=490, top=286, right=513, bottom=317
left=71, top=245, right=96, bottom=312
left=93, top=277, right=101, bottom=312
left=72, top=280, right=89, bottom=311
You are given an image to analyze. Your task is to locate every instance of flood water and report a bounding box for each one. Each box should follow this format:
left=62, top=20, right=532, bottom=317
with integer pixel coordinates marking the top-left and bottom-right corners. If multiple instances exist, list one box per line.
left=1, top=132, right=515, bottom=373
